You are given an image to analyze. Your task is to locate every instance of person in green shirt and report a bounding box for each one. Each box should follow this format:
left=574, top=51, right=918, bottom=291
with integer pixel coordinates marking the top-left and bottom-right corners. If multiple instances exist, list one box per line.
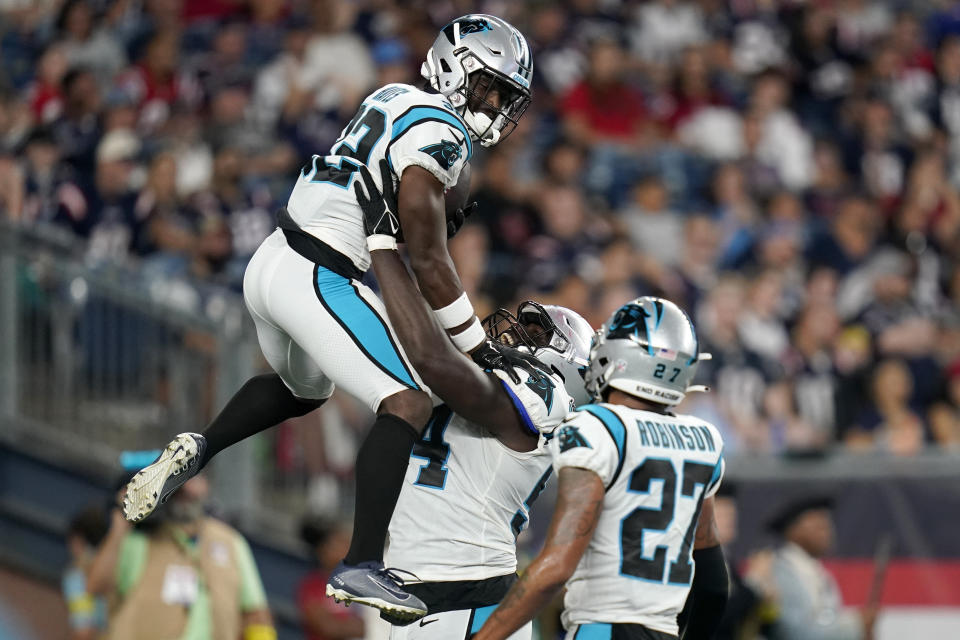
left=87, top=475, right=275, bottom=640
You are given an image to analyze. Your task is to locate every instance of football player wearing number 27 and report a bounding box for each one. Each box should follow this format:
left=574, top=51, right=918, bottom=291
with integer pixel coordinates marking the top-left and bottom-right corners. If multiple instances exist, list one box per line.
left=121, top=14, right=536, bottom=624
left=473, top=299, right=731, bottom=640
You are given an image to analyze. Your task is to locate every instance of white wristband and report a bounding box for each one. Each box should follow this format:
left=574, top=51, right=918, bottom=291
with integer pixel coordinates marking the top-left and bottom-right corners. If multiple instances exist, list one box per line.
left=366, top=235, right=397, bottom=252
left=433, top=292, right=475, bottom=330
left=450, top=317, right=485, bottom=352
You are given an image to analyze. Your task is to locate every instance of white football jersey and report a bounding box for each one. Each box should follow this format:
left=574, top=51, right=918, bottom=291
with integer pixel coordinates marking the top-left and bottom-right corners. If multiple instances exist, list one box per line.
left=552, top=404, right=725, bottom=635
left=385, top=367, right=572, bottom=582
left=285, top=83, right=472, bottom=274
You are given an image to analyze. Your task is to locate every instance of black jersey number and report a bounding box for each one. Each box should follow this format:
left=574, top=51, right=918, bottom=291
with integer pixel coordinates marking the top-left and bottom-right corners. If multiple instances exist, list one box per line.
left=410, top=406, right=453, bottom=489
left=334, top=105, right=387, bottom=165
left=620, top=458, right=715, bottom=584
left=302, top=155, right=360, bottom=188
left=511, top=467, right=553, bottom=536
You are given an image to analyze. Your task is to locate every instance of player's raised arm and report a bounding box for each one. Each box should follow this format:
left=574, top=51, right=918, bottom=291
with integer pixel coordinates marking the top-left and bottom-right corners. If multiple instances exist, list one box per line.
left=472, top=466, right=604, bottom=640
left=355, top=173, right=536, bottom=451
left=396, top=165, right=544, bottom=383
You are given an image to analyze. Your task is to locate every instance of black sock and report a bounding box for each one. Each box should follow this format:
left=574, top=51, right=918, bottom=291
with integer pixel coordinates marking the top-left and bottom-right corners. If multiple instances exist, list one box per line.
left=200, top=373, right=324, bottom=467
left=344, top=414, right=419, bottom=565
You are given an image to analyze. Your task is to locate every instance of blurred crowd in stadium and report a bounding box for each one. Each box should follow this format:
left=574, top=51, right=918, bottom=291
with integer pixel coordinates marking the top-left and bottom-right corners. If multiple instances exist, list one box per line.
left=3, top=0, right=960, bottom=461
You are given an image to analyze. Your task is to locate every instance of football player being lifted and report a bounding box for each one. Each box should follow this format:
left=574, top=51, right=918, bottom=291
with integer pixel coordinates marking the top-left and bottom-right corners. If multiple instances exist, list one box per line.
left=123, top=14, right=535, bottom=622
left=475, top=298, right=730, bottom=640
left=352, top=159, right=593, bottom=636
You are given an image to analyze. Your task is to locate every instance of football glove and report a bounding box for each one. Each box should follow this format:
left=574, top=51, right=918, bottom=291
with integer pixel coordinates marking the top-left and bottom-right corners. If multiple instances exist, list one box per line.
left=471, top=339, right=550, bottom=386
left=355, top=159, right=403, bottom=244
left=446, top=201, right=477, bottom=239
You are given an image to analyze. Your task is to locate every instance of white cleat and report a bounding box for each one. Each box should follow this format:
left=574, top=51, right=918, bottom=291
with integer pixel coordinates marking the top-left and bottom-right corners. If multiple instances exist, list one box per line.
left=122, top=433, right=207, bottom=523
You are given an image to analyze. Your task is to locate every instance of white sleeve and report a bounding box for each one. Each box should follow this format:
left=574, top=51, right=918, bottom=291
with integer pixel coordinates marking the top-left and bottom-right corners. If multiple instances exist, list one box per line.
left=388, top=117, right=470, bottom=189
left=493, top=369, right=572, bottom=436
left=549, top=410, right=623, bottom=487
left=705, top=453, right=725, bottom=498
left=702, top=423, right=725, bottom=498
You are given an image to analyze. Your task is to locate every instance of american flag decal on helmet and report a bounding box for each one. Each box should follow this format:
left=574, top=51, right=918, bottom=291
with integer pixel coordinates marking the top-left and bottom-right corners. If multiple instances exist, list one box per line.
left=657, top=348, right=678, bottom=361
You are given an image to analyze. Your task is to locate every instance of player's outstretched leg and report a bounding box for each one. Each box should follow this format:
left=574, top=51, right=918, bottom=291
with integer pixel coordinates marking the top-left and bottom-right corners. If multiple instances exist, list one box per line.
left=326, top=388, right=432, bottom=622
left=124, top=373, right=323, bottom=522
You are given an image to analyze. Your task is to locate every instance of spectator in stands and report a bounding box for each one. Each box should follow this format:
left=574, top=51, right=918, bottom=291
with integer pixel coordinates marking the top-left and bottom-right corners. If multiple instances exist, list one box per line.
left=929, top=359, right=960, bottom=449
left=849, top=359, right=926, bottom=455
left=560, top=34, right=649, bottom=150
left=929, top=36, right=960, bottom=165
left=20, top=127, right=76, bottom=225
left=711, top=162, right=760, bottom=267
left=273, top=0, right=374, bottom=158
left=630, top=0, right=707, bottom=64
left=189, top=18, right=254, bottom=110
left=855, top=252, right=940, bottom=415
left=63, top=506, right=108, bottom=640
left=56, top=0, right=127, bottom=90
left=739, top=271, right=790, bottom=364
left=769, top=496, right=878, bottom=640
left=472, top=147, right=540, bottom=301
left=526, top=3, right=586, bottom=99
left=749, top=69, right=815, bottom=191
left=246, top=0, right=289, bottom=65
left=784, top=303, right=842, bottom=447
left=304, top=0, right=375, bottom=115
left=87, top=475, right=275, bottom=640
left=807, top=195, right=882, bottom=276
left=113, top=30, right=183, bottom=132
left=738, top=109, right=783, bottom=200
left=524, top=183, right=605, bottom=293
left=251, top=17, right=313, bottom=132
left=27, top=43, right=68, bottom=125
left=0, top=92, right=32, bottom=154
left=662, top=46, right=726, bottom=132
left=896, top=149, right=960, bottom=255
left=846, top=98, right=912, bottom=209
left=690, top=275, right=777, bottom=451
left=54, top=128, right=140, bottom=263
left=561, top=33, right=650, bottom=203
left=189, top=144, right=273, bottom=286
left=621, top=174, right=684, bottom=274
left=804, top=140, right=852, bottom=218
left=133, top=151, right=199, bottom=275
left=298, top=516, right=364, bottom=640
left=51, top=67, right=102, bottom=183
left=673, top=214, right=721, bottom=309
left=834, top=326, right=876, bottom=445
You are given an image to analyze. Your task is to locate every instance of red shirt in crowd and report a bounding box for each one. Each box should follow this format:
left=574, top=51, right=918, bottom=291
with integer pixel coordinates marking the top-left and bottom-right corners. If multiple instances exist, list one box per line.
left=28, top=82, right=63, bottom=124
left=560, top=80, right=646, bottom=140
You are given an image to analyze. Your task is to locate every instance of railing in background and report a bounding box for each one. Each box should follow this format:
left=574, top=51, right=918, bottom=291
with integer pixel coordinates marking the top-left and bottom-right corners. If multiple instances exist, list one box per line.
left=0, top=220, right=264, bottom=522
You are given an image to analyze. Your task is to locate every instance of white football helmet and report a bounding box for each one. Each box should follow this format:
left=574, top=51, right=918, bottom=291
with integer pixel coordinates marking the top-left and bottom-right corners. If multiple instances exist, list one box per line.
left=585, top=297, right=711, bottom=406
left=421, top=14, right=533, bottom=147
left=483, top=301, right=593, bottom=408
